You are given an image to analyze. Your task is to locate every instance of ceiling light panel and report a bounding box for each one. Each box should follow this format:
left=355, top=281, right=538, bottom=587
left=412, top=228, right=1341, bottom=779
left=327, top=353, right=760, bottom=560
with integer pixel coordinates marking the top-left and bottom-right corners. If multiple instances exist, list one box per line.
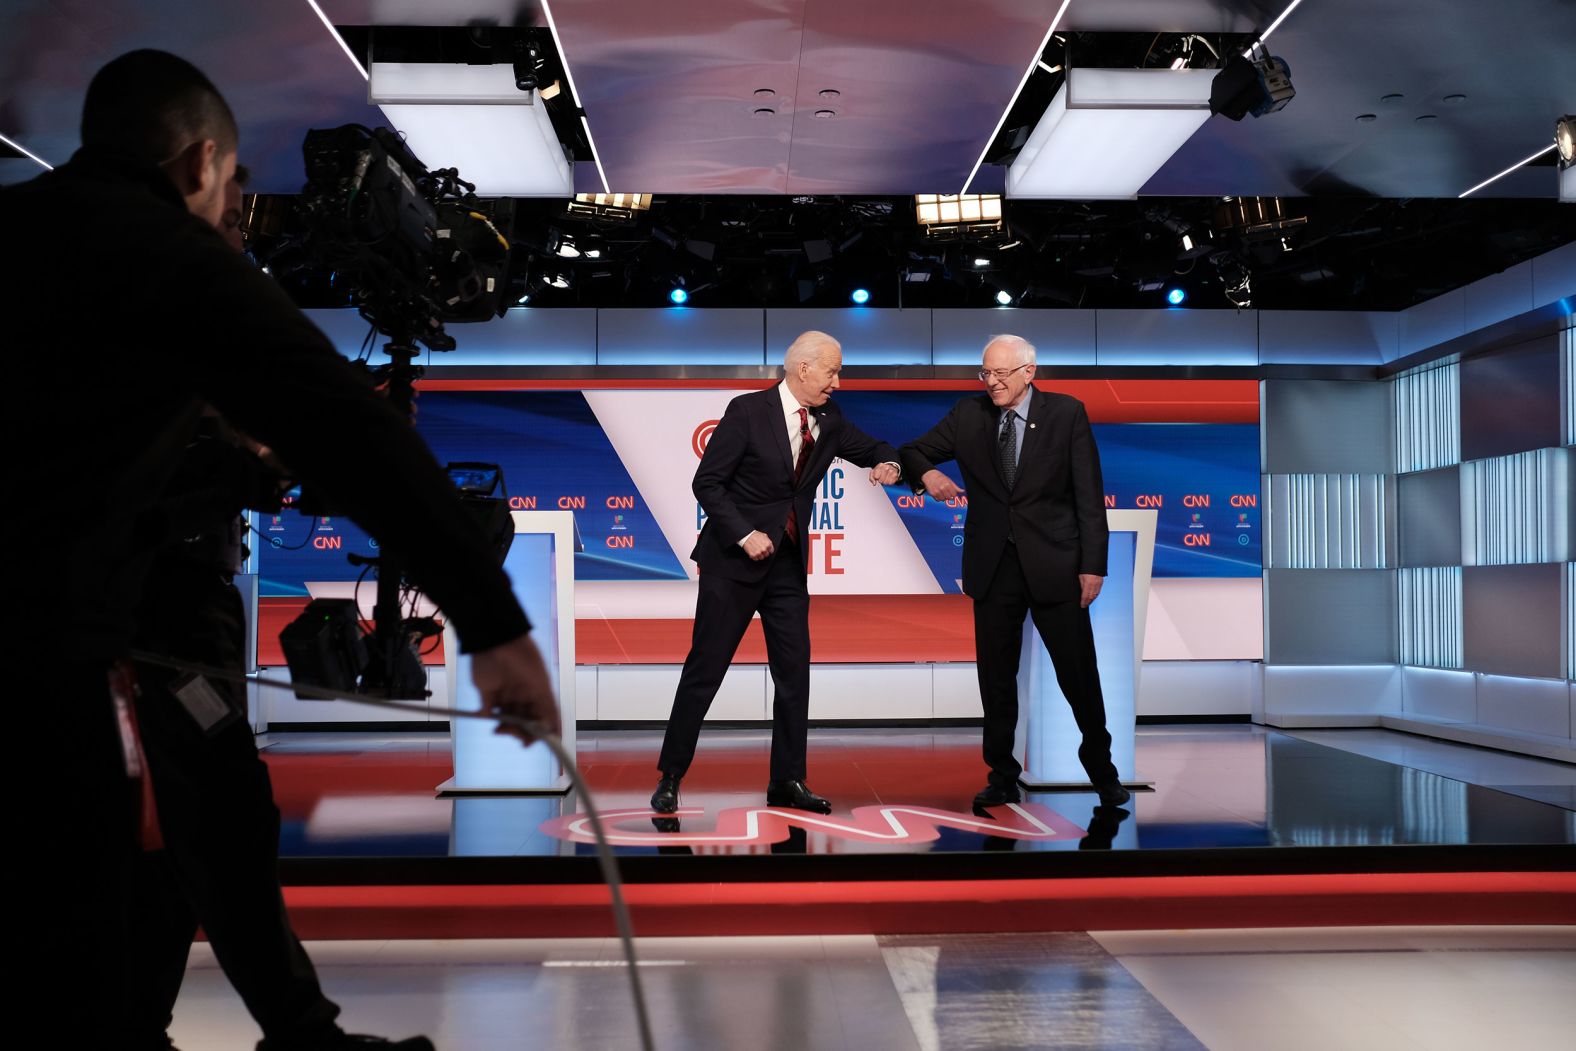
left=1007, top=68, right=1217, bottom=199
left=369, top=62, right=572, bottom=196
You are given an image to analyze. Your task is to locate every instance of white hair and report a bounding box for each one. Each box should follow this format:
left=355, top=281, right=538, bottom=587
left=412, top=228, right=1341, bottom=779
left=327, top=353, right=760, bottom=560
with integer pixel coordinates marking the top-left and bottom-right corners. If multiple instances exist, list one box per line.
left=784, top=330, right=840, bottom=372
left=983, top=333, right=1036, bottom=366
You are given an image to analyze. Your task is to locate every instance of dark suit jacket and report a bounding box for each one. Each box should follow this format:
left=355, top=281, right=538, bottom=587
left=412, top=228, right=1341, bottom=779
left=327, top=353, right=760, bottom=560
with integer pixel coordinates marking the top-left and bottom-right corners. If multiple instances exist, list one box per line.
left=691, top=385, right=898, bottom=582
left=900, top=388, right=1107, bottom=603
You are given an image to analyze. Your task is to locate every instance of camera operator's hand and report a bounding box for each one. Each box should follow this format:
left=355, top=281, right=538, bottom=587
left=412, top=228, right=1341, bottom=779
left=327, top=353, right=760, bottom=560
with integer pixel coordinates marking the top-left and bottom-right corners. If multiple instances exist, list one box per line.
left=470, top=633, right=561, bottom=745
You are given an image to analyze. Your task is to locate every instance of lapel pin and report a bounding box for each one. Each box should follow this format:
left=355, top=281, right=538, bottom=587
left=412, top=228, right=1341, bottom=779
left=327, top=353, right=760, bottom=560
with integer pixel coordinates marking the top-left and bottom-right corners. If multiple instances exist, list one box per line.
left=1029, top=423, right=1037, bottom=429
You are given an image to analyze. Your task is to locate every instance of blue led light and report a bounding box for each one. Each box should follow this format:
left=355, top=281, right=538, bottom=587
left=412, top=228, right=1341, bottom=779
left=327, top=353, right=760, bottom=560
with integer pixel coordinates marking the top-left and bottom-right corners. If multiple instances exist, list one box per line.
left=850, top=288, right=870, bottom=305
left=669, top=287, right=689, bottom=305
left=1167, top=287, right=1187, bottom=306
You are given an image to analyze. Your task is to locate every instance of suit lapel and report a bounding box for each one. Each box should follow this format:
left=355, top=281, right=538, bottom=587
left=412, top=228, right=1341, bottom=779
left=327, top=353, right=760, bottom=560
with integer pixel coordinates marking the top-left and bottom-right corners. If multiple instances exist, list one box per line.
left=767, top=385, right=795, bottom=476
left=800, top=404, right=838, bottom=487
left=1015, top=387, right=1051, bottom=473
left=983, top=397, right=1009, bottom=491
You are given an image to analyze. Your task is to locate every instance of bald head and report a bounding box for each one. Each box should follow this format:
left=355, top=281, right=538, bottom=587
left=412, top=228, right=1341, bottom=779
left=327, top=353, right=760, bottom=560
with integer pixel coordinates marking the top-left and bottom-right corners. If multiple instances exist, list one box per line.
left=982, top=334, right=1036, bottom=367
left=981, top=333, right=1037, bottom=408
left=783, top=330, right=843, bottom=408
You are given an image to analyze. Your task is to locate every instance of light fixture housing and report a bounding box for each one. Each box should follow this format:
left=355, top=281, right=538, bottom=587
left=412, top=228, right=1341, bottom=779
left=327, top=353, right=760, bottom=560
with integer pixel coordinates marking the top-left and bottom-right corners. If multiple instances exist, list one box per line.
left=1006, top=68, right=1216, bottom=199
left=850, top=288, right=871, bottom=305
left=914, top=194, right=1003, bottom=238
left=995, top=290, right=1014, bottom=306
left=568, top=193, right=653, bottom=221
left=668, top=287, right=688, bottom=305
left=369, top=62, right=573, bottom=196
left=1557, top=116, right=1575, bottom=167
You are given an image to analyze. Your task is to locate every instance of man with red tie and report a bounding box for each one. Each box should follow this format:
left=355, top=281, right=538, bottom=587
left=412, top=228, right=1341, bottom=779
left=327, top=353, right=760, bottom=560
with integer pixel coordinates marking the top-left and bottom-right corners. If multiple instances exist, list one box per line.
left=652, top=331, right=900, bottom=815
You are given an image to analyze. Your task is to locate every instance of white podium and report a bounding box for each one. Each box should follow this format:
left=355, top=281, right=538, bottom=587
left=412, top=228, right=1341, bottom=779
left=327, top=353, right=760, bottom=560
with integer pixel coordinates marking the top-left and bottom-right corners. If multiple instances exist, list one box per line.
left=439, top=510, right=577, bottom=794
left=1014, top=509, right=1156, bottom=789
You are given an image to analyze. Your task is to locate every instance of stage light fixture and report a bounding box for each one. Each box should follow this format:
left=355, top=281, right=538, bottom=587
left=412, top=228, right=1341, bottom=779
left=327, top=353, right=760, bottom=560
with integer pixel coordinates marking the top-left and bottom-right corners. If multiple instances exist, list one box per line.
left=1561, top=119, right=1576, bottom=202
left=669, top=286, right=689, bottom=305
left=974, top=257, right=992, bottom=268
left=915, top=194, right=1003, bottom=238
left=1209, top=45, right=1296, bottom=121
left=512, top=40, right=544, bottom=92
left=850, top=287, right=871, bottom=305
left=567, top=193, right=652, bottom=221
left=995, top=289, right=1014, bottom=306
left=369, top=62, right=573, bottom=195
left=1006, top=68, right=1217, bottom=199
left=1166, top=287, right=1187, bottom=305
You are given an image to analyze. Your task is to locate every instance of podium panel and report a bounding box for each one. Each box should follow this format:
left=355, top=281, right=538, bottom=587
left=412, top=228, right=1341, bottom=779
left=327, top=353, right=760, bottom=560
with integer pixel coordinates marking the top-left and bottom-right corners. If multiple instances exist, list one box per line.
left=1015, top=509, right=1156, bottom=788
left=442, top=511, right=577, bottom=793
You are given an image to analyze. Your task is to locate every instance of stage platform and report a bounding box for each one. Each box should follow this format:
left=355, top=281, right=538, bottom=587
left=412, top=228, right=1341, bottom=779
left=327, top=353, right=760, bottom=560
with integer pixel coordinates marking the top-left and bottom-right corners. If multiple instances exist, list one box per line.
left=258, top=725, right=1575, bottom=936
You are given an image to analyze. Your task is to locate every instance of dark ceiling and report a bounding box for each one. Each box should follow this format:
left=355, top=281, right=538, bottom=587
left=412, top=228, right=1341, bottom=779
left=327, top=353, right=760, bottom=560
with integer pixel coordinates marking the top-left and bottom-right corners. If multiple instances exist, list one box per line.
left=3, top=0, right=1573, bottom=312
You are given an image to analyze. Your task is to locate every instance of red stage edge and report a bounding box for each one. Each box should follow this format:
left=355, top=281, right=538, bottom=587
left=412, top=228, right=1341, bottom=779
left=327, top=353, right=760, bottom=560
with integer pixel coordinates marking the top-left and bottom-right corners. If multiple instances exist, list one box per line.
left=281, top=872, right=1576, bottom=940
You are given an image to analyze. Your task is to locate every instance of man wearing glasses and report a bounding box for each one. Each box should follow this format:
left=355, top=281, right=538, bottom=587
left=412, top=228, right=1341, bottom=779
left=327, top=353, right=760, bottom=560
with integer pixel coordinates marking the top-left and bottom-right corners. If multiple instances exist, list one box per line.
left=900, top=334, right=1129, bottom=810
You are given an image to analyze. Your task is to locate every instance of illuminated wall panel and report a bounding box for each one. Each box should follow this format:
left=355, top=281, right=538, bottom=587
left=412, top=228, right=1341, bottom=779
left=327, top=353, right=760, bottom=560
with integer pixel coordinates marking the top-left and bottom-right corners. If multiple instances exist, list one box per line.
left=1267, top=473, right=1393, bottom=569
left=1395, top=362, right=1459, bottom=473
left=1398, top=566, right=1463, bottom=670
left=1461, top=448, right=1570, bottom=565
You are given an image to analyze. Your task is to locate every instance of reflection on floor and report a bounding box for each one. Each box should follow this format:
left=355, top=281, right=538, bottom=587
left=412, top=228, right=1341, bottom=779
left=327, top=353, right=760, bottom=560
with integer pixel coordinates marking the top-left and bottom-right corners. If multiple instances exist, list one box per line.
left=169, top=927, right=1576, bottom=1051
left=259, top=725, right=1576, bottom=861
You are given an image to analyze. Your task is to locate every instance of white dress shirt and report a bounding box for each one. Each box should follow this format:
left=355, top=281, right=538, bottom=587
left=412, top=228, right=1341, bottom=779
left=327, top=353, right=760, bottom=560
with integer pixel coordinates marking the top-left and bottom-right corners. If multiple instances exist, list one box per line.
left=778, top=380, right=820, bottom=462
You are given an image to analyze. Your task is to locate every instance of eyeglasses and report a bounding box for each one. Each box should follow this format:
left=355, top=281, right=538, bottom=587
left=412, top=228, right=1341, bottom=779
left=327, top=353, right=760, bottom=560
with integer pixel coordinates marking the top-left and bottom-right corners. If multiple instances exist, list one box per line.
left=978, top=363, right=1032, bottom=382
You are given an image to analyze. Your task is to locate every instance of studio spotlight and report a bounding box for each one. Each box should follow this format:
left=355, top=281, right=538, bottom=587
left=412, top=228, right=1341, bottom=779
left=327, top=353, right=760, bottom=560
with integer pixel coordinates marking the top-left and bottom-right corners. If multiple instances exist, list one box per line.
left=1559, top=115, right=1576, bottom=202
left=669, top=286, right=689, bottom=305
left=995, top=289, right=1014, bottom=306
left=567, top=193, right=653, bottom=221
left=850, top=287, right=871, bottom=305
left=1557, top=116, right=1575, bottom=168
left=1166, top=286, right=1187, bottom=305
left=914, top=194, right=1003, bottom=239
left=1209, top=44, right=1295, bottom=121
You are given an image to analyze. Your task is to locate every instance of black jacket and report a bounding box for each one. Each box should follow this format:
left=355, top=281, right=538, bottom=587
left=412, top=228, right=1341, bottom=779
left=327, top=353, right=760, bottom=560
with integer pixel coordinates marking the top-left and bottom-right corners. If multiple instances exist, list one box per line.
left=690, top=385, right=897, bottom=581
left=900, top=388, right=1108, bottom=603
left=1, top=148, right=528, bottom=659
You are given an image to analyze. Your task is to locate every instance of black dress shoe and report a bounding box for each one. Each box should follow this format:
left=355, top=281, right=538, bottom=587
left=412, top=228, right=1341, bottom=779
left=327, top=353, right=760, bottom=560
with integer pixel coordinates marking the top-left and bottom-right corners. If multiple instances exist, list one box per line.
left=258, top=1034, right=435, bottom=1051
left=766, top=779, right=832, bottom=813
left=650, top=773, right=681, bottom=814
left=1095, top=780, right=1131, bottom=808
left=972, top=782, right=1022, bottom=807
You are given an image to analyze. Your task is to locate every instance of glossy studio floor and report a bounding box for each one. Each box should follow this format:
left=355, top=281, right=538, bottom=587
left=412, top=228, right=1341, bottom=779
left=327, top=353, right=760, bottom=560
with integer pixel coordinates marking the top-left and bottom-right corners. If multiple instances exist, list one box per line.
left=165, top=723, right=1574, bottom=1049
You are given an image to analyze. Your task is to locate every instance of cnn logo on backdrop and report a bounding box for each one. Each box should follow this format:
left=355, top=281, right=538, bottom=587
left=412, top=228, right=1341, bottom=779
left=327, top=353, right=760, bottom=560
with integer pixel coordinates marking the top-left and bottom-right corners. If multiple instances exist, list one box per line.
left=692, top=419, right=719, bottom=459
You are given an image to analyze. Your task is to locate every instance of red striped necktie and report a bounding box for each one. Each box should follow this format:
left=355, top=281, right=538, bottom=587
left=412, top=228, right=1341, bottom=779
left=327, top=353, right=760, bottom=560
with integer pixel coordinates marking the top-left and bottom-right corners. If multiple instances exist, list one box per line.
left=784, top=407, right=815, bottom=543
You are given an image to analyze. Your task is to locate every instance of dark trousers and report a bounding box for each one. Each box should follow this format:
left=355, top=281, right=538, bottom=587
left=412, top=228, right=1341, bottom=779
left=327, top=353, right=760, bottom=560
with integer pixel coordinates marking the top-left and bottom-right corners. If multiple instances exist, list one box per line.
left=972, top=545, right=1118, bottom=788
left=659, top=540, right=811, bottom=783
left=128, top=563, right=338, bottom=1047
left=29, top=662, right=141, bottom=1045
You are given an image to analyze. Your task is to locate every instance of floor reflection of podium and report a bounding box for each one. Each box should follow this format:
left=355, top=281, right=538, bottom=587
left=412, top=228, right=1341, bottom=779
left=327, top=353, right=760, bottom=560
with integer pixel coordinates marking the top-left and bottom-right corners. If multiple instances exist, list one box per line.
left=437, top=511, right=577, bottom=795
left=1015, top=509, right=1156, bottom=791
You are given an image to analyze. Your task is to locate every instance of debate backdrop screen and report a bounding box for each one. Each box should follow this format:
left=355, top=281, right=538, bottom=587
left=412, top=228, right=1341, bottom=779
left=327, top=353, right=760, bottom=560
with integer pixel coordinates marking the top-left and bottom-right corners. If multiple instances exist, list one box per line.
left=256, top=381, right=1260, bottom=598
